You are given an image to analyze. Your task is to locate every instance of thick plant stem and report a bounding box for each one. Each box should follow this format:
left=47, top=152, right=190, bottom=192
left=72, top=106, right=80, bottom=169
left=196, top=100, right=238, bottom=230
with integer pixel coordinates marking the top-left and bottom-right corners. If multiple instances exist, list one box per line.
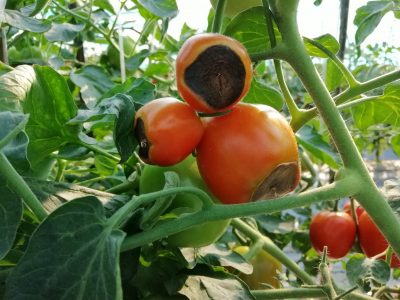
left=251, top=287, right=326, bottom=299
left=269, top=0, right=400, bottom=258
left=0, top=153, right=48, bottom=221
left=211, top=0, right=226, bottom=33
left=0, top=27, right=8, bottom=64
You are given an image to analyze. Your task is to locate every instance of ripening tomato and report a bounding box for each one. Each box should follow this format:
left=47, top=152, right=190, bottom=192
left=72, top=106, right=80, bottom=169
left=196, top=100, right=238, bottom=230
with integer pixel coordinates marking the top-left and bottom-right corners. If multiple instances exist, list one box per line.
left=343, top=201, right=365, bottom=219
left=309, top=211, right=356, bottom=259
left=210, top=0, right=262, bottom=18
left=133, top=97, right=204, bottom=166
left=358, top=211, right=400, bottom=268
left=233, top=246, right=282, bottom=289
left=196, top=103, right=300, bottom=204
left=139, top=156, right=231, bottom=248
left=176, top=33, right=252, bottom=113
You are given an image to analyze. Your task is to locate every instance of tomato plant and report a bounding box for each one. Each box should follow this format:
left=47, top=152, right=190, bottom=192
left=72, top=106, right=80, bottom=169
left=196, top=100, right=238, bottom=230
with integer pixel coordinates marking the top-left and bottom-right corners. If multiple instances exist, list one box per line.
left=176, top=33, right=252, bottom=113
left=139, top=155, right=230, bottom=248
left=134, top=97, right=204, bottom=166
left=196, top=103, right=300, bottom=204
left=309, top=211, right=356, bottom=259
left=210, top=0, right=262, bottom=18
left=343, top=200, right=365, bottom=219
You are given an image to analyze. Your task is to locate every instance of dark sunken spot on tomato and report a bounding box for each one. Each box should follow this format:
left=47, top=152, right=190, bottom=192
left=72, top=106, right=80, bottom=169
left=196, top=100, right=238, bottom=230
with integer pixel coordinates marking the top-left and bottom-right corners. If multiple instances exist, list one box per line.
left=184, top=45, right=246, bottom=109
left=134, top=118, right=150, bottom=160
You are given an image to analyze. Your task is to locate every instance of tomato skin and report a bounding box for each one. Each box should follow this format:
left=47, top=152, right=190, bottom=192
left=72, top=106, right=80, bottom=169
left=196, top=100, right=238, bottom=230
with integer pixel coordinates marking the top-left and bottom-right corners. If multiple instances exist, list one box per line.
left=233, top=246, right=282, bottom=289
left=134, top=97, right=204, bottom=166
left=210, top=0, right=262, bottom=18
left=358, top=211, right=400, bottom=268
left=196, top=103, right=300, bottom=204
left=309, top=211, right=356, bottom=259
left=139, top=156, right=231, bottom=248
left=343, top=201, right=365, bottom=219
left=176, top=33, right=252, bottom=113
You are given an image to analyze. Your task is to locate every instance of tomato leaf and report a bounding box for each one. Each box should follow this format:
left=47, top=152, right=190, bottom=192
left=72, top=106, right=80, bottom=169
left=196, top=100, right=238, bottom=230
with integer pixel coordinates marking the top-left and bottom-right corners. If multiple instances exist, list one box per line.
left=346, top=253, right=390, bottom=292
left=136, top=0, right=178, bottom=18
left=70, top=65, right=115, bottom=108
left=354, top=1, right=394, bottom=45
left=351, top=83, right=400, bottom=130
left=296, top=125, right=341, bottom=169
left=224, top=6, right=281, bottom=56
left=0, top=185, right=22, bottom=260
left=325, top=58, right=344, bottom=91
left=304, top=34, right=340, bottom=57
left=4, top=196, right=126, bottom=300
left=243, top=78, right=284, bottom=110
left=29, top=0, right=51, bottom=16
left=392, top=134, right=400, bottom=158
left=2, top=9, right=51, bottom=33
left=44, top=23, right=85, bottom=42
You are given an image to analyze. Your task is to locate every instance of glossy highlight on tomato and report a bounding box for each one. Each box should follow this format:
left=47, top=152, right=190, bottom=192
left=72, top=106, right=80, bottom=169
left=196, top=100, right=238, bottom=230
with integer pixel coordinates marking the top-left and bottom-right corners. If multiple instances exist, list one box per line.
left=309, top=211, right=356, bottom=259
left=358, top=211, right=400, bottom=268
left=196, top=103, right=300, bottom=204
left=176, top=33, right=252, bottom=113
left=134, top=97, right=204, bottom=166
left=139, top=156, right=231, bottom=248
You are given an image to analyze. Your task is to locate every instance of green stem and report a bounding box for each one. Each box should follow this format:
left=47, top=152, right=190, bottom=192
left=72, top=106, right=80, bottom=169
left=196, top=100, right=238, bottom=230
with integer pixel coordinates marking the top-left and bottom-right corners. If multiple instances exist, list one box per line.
left=79, top=142, right=120, bottom=162
left=106, top=179, right=137, bottom=194
left=0, top=27, right=8, bottom=65
left=251, top=287, right=326, bottom=299
left=121, top=177, right=358, bottom=251
left=270, top=0, right=400, bottom=259
left=55, top=159, right=67, bottom=182
left=0, top=152, right=48, bottom=221
left=303, top=37, right=359, bottom=87
left=320, top=247, right=337, bottom=299
left=336, top=95, right=380, bottom=111
left=0, top=116, right=28, bottom=151
left=211, top=0, right=226, bottom=33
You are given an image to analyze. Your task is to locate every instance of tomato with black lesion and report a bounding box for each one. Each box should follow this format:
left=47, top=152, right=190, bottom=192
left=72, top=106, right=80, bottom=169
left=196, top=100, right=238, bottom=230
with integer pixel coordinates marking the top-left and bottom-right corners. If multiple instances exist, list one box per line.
left=176, top=33, right=253, bottom=113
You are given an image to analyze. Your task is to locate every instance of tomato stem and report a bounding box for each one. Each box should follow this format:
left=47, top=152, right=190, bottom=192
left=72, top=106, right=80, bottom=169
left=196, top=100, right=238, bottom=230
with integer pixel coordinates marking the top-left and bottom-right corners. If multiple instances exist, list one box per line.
left=250, top=287, right=326, bottom=299
left=211, top=0, right=226, bottom=33
left=319, top=247, right=337, bottom=299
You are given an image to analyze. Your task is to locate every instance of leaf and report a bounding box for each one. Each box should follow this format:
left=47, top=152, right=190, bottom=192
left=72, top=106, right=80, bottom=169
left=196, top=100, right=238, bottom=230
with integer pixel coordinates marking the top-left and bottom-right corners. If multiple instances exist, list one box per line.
left=297, top=125, right=341, bottom=169
left=304, top=34, right=340, bottom=58
left=24, top=65, right=81, bottom=169
left=243, top=78, right=284, bottom=110
left=94, top=0, right=115, bottom=13
left=325, top=59, right=344, bottom=91
left=3, top=9, right=51, bottom=33
left=392, top=135, right=400, bottom=158
left=137, top=0, right=178, bottom=18
left=351, top=83, right=400, bottom=130
left=0, top=61, right=13, bottom=76
left=346, top=253, right=390, bottom=291
left=44, top=23, right=85, bottom=42
left=224, top=6, right=281, bottom=56
left=354, top=1, right=393, bottom=45
left=0, top=185, right=22, bottom=260
left=0, top=65, right=36, bottom=112
left=70, top=65, right=115, bottom=108
left=4, top=196, right=125, bottom=300
left=125, top=49, right=150, bottom=71
left=29, top=0, right=51, bottom=16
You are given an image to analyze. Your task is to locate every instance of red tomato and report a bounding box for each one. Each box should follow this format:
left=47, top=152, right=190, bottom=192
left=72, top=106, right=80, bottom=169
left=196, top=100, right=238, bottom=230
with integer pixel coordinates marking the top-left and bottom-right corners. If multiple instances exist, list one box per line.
left=176, top=33, right=252, bottom=113
left=358, top=211, right=400, bottom=268
left=134, top=97, right=204, bottom=166
left=309, top=211, right=356, bottom=259
left=343, top=201, right=365, bottom=219
left=196, top=103, right=300, bottom=204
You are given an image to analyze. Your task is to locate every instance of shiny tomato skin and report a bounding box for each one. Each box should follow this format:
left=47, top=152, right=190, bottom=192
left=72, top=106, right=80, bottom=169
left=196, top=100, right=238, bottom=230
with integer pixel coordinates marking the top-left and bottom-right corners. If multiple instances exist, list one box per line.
left=358, top=211, right=400, bottom=268
left=134, top=97, right=204, bottom=166
left=196, top=103, right=300, bottom=204
left=176, top=33, right=252, bottom=113
left=309, top=211, right=356, bottom=259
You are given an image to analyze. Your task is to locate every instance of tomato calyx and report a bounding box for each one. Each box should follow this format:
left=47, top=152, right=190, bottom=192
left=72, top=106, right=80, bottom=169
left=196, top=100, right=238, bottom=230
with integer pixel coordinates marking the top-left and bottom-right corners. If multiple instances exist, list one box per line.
left=251, top=162, right=300, bottom=201
left=184, top=44, right=246, bottom=110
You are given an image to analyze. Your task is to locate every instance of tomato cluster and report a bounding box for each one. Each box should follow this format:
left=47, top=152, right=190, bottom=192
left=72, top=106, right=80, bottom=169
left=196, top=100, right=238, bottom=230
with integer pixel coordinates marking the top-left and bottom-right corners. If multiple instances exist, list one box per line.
left=310, top=201, right=400, bottom=266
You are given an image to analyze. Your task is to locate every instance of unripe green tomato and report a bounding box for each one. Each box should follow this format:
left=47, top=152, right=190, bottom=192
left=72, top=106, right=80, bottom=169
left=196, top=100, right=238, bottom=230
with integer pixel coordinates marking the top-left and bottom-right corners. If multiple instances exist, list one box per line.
left=210, top=0, right=262, bottom=18
left=107, top=36, right=135, bottom=68
left=139, top=155, right=231, bottom=248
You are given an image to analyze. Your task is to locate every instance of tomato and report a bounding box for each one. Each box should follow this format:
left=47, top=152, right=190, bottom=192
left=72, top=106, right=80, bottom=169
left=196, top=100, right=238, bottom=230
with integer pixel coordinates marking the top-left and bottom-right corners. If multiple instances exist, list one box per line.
left=196, top=103, right=300, bottom=204
left=176, top=33, right=252, bottom=113
left=309, top=211, right=356, bottom=259
left=358, top=211, right=400, bottom=268
left=139, top=155, right=231, bottom=248
left=134, top=97, right=204, bottom=166
left=210, top=0, right=262, bottom=18
left=343, top=201, right=364, bottom=219
left=233, top=246, right=282, bottom=289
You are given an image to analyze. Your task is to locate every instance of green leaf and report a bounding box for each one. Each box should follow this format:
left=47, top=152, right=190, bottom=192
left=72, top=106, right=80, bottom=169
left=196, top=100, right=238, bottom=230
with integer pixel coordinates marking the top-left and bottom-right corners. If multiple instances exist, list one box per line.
left=24, top=65, right=81, bottom=169
left=351, top=83, right=400, bottom=130
left=4, top=196, right=125, bottom=300
left=224, top=6, right=281, bottom=56
left=29, top=0, right=51, bottom=16
left=137, top=0, right=178, bottom=18
left=325, top=59, right=344, bottom=91
left=297, top=125, right=341, bottom=169
left=346, top=253, right=390, bottom=291
left=0, top=185, right=22, bottom=260
left=0, top=61, right=13, bottom=76
left=44, top=23, right=85, bottom=42
left=94, top=0, right=115, bottom=13
left=354, top=1, right=393, bottom=45
left=0, top=65, right=36, bottom=112
left=125, top=49, right=150, bottom=71
left=243, top=78, right=284, bottom=110
left=70, top=65, right=115, bottom=108
left=392, top=134, right=400, bottom=158
left=95, top=154, right=117, bottom=176
left=304, top=34, right=340, bottom=58
left=3, top=9, right=51, bottom=33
